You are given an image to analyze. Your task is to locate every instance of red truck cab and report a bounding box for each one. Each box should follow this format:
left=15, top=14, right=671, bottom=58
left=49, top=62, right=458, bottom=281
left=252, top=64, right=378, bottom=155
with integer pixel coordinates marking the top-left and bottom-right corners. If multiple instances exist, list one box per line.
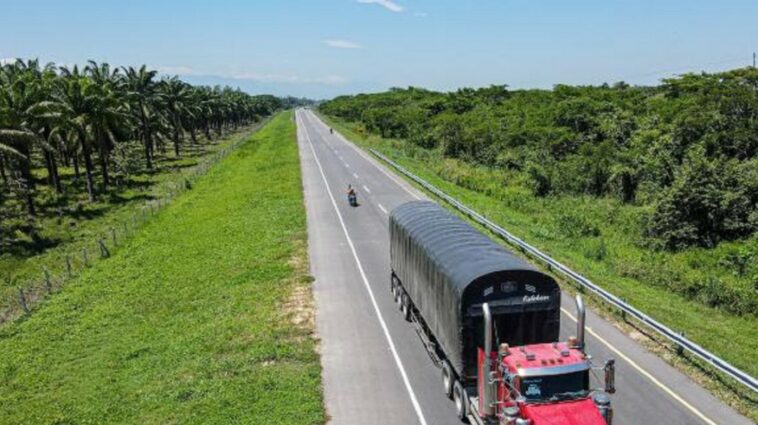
left=470, top=299, right=615, bottom=425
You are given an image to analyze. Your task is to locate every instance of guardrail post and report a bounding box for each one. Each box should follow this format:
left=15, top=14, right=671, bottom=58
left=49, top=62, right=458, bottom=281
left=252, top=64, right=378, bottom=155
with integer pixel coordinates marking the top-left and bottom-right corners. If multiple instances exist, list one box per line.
left=676, top=332, right=685, bottom=356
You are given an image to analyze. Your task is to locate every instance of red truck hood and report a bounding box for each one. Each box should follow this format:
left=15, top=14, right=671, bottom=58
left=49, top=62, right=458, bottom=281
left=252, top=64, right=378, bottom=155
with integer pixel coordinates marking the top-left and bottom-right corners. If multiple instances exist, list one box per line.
left=522, top=398, right=605, bottom=425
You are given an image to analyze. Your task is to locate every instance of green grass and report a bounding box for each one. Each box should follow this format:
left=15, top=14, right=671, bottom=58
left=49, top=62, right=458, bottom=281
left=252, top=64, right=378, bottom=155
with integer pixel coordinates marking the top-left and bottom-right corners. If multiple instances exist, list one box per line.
left=320, top=113, right=758, bottom=414
left=0, top=111, right=325, bottom=425
left=0, top=123, right=266, bottom=322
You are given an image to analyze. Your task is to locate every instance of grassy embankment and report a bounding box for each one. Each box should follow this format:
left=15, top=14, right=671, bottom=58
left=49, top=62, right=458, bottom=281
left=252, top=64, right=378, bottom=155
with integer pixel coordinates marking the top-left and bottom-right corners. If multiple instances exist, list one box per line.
left=320, top=113, right=758, bottom=416
left=0, top=111, right=325, bottom=424
left=0, top=122, right=267, bottom=322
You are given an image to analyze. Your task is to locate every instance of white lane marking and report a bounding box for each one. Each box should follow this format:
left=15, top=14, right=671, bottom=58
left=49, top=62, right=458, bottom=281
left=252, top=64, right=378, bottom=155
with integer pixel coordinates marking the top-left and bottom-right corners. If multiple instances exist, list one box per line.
left=305, top=111, right=421, bottom=200
left=298, top=111, right=429, bottom=425
left=378, top=203, right=388, bottom=215
left=363, top=185, right=371, bottom=194
left=560, top=308, right=716, bottom=425
left=344, top=162, right=350, bottom=168
left=353, top=172, right=359, bottom=179
left=339, top=155, right=344, bottom=160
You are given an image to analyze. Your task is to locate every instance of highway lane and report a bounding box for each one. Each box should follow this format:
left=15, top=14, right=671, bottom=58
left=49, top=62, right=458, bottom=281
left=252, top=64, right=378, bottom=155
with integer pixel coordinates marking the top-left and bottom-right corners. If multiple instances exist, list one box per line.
left=295, top=109, right=750, bottom=425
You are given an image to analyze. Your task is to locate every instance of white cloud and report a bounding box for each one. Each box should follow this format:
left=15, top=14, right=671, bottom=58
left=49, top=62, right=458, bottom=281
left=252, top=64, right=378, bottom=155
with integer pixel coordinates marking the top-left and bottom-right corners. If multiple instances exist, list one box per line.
left=324, top=39, right=362, bottom=49
left=414, top=11, right=428, bottom=17
left=0, top=57, right=18, bottom=65
left=356, top=0, right=404, bottom=13
left=156, top=65, right=195, bottom=76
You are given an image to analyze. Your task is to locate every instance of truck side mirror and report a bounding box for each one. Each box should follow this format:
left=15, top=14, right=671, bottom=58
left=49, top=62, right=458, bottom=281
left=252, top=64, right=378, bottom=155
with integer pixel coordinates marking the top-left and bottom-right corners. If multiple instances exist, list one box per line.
left=604, top=359, right=616, bottom=394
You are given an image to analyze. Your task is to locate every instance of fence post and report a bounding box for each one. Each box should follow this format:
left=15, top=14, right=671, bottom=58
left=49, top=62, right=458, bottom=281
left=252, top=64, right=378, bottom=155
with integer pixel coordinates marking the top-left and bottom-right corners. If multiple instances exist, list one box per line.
left=44, top=267, right=52, bottom=293
left=18, top=288, right=29, bottom=313
left=82, top=248, right=90, bottom=267
left=98, top=239, right=110, bottom=258
left=111, top=228, right=117, bottom=247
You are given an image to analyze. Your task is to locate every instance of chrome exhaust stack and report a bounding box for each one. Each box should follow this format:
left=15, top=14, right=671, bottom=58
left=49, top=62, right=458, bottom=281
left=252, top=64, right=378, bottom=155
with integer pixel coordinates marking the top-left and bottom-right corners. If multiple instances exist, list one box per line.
left=575, top=295, right=586, bottom=351
left=482, top=303, right=496, bottom=417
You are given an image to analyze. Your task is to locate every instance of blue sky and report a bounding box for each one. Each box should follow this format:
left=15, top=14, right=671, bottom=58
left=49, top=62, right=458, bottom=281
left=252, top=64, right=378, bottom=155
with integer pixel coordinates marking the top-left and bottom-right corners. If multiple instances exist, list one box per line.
left=2, top=0, right=757, bottom=98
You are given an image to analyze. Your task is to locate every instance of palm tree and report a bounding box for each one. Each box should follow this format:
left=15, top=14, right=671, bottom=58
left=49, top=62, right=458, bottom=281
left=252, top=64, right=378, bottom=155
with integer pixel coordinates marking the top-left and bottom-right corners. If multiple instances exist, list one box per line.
left=122, top=65, right=162, bottom=169
left=0, top=59, right=58, bottom=215
left=53, top=66, right=99, bottom=200
left=159, top=77, right=192, bottom=157
left=84, top=61, right=130, bottom=190
left=54, top=65, right=130, bottom=200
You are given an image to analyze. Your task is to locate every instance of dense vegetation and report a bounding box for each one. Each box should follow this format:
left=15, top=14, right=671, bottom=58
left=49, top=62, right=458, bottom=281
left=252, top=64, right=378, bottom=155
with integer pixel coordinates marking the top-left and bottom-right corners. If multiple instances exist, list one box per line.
left=0, top=112, right=325, bottom=424
left=322, top=69, right=757, bottom=251
left=320, top=69, right=758, bottom=317
left=0, top=58, right=282, bottom=255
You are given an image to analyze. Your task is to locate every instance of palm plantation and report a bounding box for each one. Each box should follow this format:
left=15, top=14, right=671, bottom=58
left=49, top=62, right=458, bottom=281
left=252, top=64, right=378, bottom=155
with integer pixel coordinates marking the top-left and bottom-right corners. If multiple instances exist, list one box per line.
left=0, top=58, right=281, bottom=247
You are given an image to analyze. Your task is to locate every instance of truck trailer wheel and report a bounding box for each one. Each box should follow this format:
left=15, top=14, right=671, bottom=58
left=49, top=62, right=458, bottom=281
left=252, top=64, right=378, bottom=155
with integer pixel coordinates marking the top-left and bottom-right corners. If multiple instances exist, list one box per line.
left=452, top=380, right=469, bottom=422
left=401, top=293, right=412, bottom=321
left=441, top=362, right=454, bottom=399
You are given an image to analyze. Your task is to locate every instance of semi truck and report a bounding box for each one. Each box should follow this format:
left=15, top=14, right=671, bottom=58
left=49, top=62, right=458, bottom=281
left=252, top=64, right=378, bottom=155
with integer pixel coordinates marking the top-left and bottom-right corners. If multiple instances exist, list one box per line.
left=389, top=201, right=616, bottom=425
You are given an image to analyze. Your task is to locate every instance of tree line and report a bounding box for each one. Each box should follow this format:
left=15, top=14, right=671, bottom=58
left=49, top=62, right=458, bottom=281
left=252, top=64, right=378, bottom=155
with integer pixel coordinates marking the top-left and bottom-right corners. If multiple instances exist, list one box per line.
left=0, top=59, right=282, bottom=236
left=321, top=68, right=758, bottom=251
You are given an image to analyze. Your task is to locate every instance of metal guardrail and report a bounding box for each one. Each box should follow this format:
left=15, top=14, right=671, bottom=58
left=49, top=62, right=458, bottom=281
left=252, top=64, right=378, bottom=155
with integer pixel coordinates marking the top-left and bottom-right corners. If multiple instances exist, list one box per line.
left=369, top=148, right=758, bottom=394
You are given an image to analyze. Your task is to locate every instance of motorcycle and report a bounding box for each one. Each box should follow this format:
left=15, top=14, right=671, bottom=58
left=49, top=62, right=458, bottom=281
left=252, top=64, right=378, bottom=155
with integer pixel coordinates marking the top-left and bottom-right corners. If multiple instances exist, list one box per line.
left=329, top=128, right=334, bottom=134
left=348, top=192, right=358, bottom=207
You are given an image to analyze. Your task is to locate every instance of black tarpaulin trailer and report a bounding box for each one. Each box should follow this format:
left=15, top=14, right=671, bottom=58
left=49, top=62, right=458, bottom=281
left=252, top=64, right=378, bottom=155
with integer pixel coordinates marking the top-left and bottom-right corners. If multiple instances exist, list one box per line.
left=389, top=201, right=561, bottom=383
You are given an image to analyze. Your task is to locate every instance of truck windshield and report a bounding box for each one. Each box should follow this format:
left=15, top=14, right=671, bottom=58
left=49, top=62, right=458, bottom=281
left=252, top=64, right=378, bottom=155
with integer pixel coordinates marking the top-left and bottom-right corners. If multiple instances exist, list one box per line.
left=519, top=370, right=589, bottom=402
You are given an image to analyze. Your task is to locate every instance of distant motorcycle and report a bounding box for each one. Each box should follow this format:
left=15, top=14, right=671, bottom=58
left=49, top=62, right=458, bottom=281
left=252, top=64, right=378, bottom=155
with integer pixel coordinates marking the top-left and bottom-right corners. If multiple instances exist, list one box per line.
left=329, top=128, right=334, bottom=134
left=347, top=185, right=358, bottom=207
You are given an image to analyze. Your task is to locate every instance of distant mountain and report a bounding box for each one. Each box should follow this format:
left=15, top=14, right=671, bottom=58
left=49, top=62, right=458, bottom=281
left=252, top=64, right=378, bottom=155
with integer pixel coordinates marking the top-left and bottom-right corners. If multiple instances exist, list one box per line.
left=180, top=75, right=386, bottom=100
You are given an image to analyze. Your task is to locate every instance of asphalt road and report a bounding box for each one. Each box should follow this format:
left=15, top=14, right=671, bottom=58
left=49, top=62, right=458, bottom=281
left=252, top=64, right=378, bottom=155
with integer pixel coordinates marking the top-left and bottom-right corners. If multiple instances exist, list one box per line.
left=295, top=108, right=750, bottom=425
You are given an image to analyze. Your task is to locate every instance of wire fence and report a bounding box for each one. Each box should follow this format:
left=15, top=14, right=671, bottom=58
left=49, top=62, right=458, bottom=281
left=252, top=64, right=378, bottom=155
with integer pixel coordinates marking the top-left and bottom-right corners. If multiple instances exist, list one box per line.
left=369, top=147, right=758, bottom=394
left=0, top=122, right=265, bottom=325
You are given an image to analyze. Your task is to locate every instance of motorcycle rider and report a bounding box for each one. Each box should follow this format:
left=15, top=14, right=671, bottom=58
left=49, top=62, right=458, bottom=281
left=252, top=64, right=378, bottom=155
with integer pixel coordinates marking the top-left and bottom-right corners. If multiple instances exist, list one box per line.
left=347, top=184, right=357, bottom=205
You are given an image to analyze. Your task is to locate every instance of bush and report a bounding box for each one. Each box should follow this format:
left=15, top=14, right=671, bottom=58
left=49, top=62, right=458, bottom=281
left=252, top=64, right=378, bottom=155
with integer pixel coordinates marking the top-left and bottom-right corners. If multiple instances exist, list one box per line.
left=645, top=154, right=757, bottom=250
left=555, top=212, right=601, bottom=238
left=526, top=162, right=552, bottom=196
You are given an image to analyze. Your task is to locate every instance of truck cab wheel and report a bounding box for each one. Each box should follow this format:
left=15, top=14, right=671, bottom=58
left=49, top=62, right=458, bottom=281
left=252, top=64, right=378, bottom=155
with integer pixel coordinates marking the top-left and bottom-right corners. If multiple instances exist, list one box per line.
left=452, top=380, right=469, bottom=422
left=441, top=362, right=454, bottom=399
left=401, top=293, right=412, bottom=321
